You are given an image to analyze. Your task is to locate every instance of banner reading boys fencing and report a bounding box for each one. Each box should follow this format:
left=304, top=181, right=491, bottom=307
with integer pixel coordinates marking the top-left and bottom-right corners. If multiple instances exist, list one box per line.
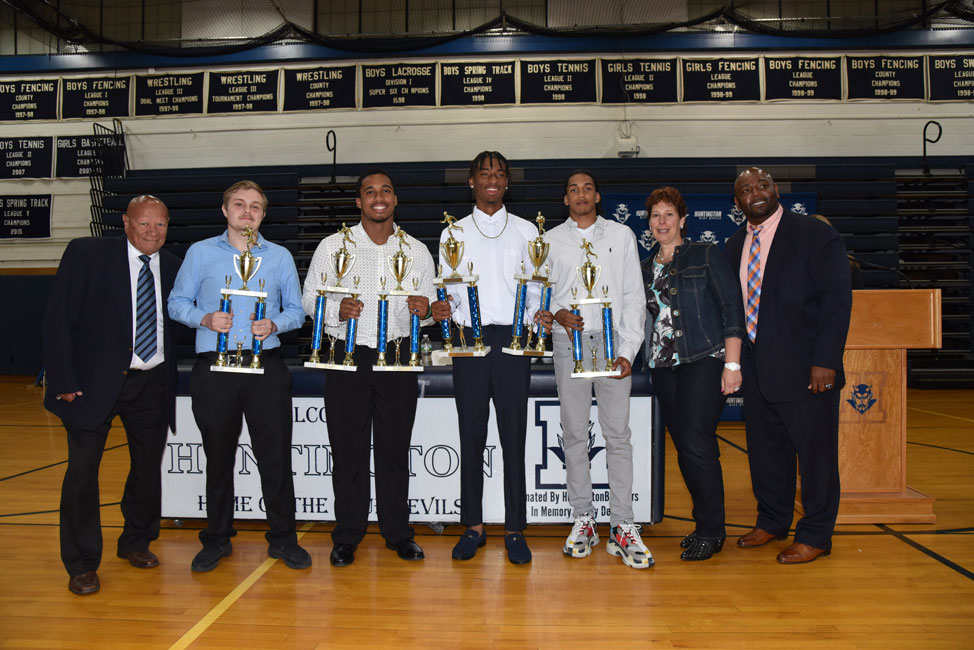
left=600, top=192, right=817, bottom=260
left=162, top=395, right=656, bottom=524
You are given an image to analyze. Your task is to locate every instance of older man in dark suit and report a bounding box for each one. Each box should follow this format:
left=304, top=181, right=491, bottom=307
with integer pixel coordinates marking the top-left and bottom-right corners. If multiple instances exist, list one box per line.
left=44, top=195, right=180, bottom=595
left=725, top=168, right=852, bottom=564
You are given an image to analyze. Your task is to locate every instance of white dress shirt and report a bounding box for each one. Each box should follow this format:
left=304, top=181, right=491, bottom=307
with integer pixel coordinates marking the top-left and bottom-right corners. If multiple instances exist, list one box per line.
left=437, top=206, right=541, bottom=327
left=302, top=222, right=436, bottom=348
left=126, top=240, right=165, bottom=370
left=546, top=216, right=646, bottom=363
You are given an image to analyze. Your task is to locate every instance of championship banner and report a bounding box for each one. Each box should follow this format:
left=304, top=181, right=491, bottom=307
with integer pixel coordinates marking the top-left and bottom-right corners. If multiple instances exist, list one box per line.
left=440, top=61, right=516, bottom=106
left=1, top=194, right=52, bottom=239
left=282, top=66, right=356, bottom=111
left=764, top=56, right=842, bottom=101
left=519, top=59, right=597, bottom=104
left=600, top=58, right=678, bottom=104
left=163, top=395, right=656, bottom=524
left=61, top=76, right=130, bottom=119
left=846, top=55, right=924, bottom=100
left=928, top=55, right=974, bottom=101
left=0, top=136, right=52, bottom=179
left=361, top=63, right=437, bottom=108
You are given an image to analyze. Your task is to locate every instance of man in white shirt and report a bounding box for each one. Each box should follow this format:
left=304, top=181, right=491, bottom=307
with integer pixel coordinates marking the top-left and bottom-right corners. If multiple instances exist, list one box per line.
left=432, top=151, right=550, bottom=564
left=548, top=170, right=651, bottom=569
left=303, top=169, right=436, bottom=567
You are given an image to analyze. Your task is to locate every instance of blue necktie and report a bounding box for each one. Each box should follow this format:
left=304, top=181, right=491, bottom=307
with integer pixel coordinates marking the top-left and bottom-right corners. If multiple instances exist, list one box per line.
left=134, top=254, right=157, bottom=362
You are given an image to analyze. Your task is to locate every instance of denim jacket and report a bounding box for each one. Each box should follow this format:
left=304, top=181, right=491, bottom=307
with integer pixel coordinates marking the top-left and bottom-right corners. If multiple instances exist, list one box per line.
left=641, top=241, right=745, bottom=364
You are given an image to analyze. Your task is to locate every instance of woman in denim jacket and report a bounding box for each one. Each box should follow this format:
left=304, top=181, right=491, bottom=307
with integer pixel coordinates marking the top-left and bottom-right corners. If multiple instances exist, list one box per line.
left=642, top=187, right=745, bottom=561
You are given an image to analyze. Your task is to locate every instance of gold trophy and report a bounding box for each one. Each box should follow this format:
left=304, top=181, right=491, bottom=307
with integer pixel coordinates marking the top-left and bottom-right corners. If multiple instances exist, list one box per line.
left=503, top=211, right=555, bottom=358
left=211, top=226, right=267, bottom=374
left=308, top=223, right=359, bottom=372
left=569, top=239, right=621, bottom=378
left=376, top=229, right=425, bottom=372
left=434, top=212, right=489, bottom=358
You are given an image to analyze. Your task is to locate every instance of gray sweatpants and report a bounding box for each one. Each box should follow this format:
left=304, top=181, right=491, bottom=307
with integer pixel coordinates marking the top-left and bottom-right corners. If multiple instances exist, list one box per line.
left=552, top=330, right=634, bottom=527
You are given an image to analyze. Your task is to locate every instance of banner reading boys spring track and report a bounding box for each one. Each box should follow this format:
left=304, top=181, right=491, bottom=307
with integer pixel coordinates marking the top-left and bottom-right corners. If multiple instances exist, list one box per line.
left=162, top=395, right=655, bottom=524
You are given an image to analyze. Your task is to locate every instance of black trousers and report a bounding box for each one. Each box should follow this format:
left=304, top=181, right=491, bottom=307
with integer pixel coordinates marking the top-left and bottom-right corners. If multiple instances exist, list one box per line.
left=59, top=364, right=168, bottom=576
left=742, top=350, right=841, bottom=550
left=452, top=324, right=530, bottom=531
left=324, top=345, right=417, bottom=547
left=651, top=356, right=728, bottom=539
left=190, top=351, right=297, bottom=548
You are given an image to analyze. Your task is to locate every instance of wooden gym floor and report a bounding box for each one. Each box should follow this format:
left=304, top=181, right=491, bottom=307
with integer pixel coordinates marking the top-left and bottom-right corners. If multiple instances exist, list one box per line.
left=0, top=375, right=971, bottom=649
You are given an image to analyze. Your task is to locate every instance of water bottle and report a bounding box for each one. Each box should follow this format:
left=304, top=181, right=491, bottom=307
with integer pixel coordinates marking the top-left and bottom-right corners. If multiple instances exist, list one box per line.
left=420, top=334, right=433, bottom=366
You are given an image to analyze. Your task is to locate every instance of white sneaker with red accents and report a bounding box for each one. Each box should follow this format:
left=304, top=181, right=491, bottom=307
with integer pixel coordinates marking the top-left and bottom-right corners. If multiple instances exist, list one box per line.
left=564, top=515, right=599, bottom=558
left=607, top=522, right=654, bottom=569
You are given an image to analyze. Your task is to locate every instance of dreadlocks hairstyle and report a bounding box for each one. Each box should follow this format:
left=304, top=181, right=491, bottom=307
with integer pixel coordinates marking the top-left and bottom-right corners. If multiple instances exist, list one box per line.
left=467, top=151, right=511, bottom=183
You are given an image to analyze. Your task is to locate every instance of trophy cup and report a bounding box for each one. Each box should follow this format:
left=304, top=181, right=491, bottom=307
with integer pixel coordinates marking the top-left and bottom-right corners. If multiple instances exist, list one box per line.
left=503, top=212, right=555, bottom=357
left=434, top=212, right=489, bottom=357
left=376, top=230, right=424, bottom=372
left=569, top=239, right=621, bottom=378
left=211, top=226, right=267, bottom=374
left=308, top=223, right=358, bottom=371
left=305, top=272, right=328, bottom=366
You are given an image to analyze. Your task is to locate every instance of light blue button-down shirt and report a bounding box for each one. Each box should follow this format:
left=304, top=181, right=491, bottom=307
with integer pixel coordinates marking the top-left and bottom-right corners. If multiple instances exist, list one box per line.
left=168, top=230, right=304, bottom=353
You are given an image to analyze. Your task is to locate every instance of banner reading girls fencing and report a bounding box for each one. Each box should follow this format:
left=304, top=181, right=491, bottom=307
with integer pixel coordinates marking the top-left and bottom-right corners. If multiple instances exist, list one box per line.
left=162, top=395, right=656, bottom=524
left=600, top=192, right=817, bottom=260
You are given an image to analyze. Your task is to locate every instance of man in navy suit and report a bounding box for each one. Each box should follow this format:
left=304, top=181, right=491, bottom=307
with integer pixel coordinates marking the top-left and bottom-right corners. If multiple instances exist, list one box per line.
left=44, top=195, right=180, bottom=594
left=725, top=168, right=852, bottom=564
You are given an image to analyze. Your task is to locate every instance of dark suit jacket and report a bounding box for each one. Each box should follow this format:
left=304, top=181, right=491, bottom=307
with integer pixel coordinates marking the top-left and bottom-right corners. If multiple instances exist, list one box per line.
left=43, top=236, right=181, bottom=431
left=725, top=210, right=852, bottom=403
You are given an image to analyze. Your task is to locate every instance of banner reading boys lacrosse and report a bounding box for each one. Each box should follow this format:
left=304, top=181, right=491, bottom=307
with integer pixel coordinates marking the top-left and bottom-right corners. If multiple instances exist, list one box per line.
left=162, top=395, right=656, bottom=524
left=601, top=192, right=817, bottom=259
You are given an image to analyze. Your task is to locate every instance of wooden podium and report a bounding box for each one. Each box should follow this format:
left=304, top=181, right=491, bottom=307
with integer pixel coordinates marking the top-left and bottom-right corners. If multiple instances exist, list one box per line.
left=798, top=289, right=941, bottom=524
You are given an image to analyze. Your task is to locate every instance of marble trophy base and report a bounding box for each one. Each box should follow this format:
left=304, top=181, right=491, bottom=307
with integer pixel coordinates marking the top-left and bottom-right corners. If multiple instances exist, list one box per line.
left=372, top=364, right=424, bottom=372
left=210, top=364, right=265, bottom=375
left=570, top=368, right=623, bottom=379
left=322, top=285, right=354, bottom=295
left=514, top=272, right=552, bottom=284
left=501, top=347, right=553, bottom=358
left=448, top=346, right=491, bottom=358
left=304, top=361, right=357, bottom=372
left=223, top=288, right=267, bottom=299
left=434, top=275, right=478, bottom=285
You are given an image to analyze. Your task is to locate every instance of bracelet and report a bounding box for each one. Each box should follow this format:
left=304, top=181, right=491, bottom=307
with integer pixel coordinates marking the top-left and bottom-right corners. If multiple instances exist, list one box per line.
left=424, top=305, right=433, bottom=319
left=724, top=362, right=741, bottom=371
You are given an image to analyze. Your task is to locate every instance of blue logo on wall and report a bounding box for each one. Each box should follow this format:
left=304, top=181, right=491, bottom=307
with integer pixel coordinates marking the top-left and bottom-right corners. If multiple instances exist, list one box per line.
left=847, top=384, right=878, bottom=414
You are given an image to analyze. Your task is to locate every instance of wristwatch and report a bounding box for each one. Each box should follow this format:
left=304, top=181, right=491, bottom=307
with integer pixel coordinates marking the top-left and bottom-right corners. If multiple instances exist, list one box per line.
left=724, top=362, right=741, bottom=371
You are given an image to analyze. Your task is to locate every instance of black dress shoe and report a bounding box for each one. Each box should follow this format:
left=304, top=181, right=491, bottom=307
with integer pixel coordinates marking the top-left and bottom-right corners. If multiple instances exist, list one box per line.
left=68, top=570, right=100, bottom=595
left=386, top=538, right=425, bottom=561
left=269, top=543, right=312, bottom=569
left=330, top=544, right=355, bottom=567
left=681, top=536, right=725, bottom=561
left=117, top=549, right=159, bottom=568
left=191, top=542, right=232, bottom=573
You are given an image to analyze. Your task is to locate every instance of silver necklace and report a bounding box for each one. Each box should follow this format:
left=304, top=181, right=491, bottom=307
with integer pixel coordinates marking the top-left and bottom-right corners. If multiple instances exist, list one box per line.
left=471, top=211, right=508, bottom=239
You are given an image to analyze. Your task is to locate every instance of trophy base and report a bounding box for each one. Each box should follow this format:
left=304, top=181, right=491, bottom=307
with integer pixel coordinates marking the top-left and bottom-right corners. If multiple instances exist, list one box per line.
left=387, top=289, right=417, bottom=297
left=434, top=275, right=478, bottom=284
left=514, top=273, right=556, bottom=284
left=304, top=361, right=357, bottom=372
left=322, top=285, right=355, bottom=295
left=430, top=350, right=453, bottom=366
left=210, top=365, right=265, bottom=375
left=501, top=347, right=553, bottom=357
left=372, top=364, right=424, bottom=372
left=222, top=288, right=268, bottom=299
left=575, top=297, right=606, bottom=305
left=448, top=346, right=491, bottom=358
left=570, top=369, right=623, bottom=378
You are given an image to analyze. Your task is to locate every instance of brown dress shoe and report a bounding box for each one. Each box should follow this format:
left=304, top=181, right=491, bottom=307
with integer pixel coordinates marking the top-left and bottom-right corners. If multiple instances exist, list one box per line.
left=68, top=570, right=100, bottom=595
left=776, top=542, right=830, bottom=564
left=737, top=527, right=789, bottom=548
left=117, top=549, right=160, bottom=568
